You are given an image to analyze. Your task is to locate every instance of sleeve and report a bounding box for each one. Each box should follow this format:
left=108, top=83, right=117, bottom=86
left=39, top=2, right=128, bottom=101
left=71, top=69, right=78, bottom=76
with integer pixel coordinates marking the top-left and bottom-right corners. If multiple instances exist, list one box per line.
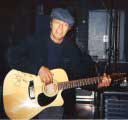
left=70, top=43, right=97, bottom=79
left=6, top=36, right=40, bottom=74
left=69, top=43, right=100, bottom=90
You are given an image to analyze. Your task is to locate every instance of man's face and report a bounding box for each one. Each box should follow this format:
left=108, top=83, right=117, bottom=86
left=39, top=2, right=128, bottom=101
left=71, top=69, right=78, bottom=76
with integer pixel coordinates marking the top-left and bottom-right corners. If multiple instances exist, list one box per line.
left=50, top=18, right=70, bottom=44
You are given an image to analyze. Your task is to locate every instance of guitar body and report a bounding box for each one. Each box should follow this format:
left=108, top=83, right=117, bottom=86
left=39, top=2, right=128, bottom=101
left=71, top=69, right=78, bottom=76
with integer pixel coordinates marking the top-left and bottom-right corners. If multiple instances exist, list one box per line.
left=3, top=68, right=69, bottom=119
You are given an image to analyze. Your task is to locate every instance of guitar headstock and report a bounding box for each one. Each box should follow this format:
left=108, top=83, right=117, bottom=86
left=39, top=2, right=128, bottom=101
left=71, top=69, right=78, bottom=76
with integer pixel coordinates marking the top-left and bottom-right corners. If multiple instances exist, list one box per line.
left=110, top=72, right=128, bottom=80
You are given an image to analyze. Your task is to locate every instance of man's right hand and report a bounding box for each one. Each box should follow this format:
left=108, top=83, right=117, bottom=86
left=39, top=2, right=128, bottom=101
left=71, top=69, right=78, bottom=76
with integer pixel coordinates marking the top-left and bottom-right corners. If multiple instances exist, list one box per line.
left=38, top=66, right=53, bottom=85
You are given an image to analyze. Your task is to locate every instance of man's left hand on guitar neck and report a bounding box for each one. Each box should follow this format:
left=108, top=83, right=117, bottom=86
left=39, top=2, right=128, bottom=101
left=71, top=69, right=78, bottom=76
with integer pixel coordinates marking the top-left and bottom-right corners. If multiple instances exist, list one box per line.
left=98, top=73, right=111, bottom=88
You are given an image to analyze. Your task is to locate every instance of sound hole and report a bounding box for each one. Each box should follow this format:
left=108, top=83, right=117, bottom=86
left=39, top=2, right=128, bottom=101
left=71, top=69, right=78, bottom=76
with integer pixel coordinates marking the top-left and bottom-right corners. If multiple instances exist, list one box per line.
left=38, top=93, right=57, bottom=106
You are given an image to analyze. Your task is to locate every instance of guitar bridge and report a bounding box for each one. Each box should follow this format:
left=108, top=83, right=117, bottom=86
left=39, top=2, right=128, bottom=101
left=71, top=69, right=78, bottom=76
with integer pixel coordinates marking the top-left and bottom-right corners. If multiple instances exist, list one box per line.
left=28, top=80, right=35, bottom=99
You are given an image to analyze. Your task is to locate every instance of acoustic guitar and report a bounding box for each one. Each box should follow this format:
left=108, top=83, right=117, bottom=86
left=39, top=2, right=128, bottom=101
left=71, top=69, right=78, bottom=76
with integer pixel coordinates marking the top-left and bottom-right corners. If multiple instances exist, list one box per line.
left=3, top=68, right=128, bottom=119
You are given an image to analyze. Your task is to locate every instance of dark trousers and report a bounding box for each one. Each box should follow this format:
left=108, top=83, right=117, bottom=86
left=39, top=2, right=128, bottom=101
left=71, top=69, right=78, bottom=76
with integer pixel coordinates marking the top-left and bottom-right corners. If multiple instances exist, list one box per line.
left=37, top=106, right=63, bottom=119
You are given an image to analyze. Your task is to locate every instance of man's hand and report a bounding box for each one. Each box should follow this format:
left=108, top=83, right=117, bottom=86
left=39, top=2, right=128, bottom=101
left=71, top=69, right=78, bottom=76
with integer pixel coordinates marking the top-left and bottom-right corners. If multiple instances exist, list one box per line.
left=38, top=66, right=53, bottom=85
left=98, top=73, right=111, bottom=88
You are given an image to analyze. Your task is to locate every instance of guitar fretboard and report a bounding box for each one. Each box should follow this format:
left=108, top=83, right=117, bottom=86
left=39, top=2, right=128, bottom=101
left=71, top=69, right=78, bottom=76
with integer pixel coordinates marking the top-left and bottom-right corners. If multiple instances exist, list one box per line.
left=58, top=73, right=128, bottom=90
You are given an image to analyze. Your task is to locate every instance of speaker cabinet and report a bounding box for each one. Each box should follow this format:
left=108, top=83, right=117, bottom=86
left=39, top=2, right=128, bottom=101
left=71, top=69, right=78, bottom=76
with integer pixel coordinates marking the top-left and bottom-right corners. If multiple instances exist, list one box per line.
left=100, top=91, right=128, bottom=119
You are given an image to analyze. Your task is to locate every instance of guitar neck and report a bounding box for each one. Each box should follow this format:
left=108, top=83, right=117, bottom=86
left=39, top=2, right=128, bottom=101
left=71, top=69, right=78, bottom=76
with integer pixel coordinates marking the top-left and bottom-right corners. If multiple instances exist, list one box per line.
left=58, top=73, right=128, bottom=90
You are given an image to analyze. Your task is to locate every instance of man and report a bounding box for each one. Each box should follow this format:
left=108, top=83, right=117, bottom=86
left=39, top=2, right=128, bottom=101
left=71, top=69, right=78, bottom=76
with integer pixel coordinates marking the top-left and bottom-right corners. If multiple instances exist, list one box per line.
left=7, top=8, right=111, bottom=119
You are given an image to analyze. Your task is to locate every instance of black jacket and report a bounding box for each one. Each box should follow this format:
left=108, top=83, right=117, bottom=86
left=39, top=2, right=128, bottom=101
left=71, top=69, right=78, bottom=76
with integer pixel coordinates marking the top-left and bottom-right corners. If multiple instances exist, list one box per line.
left=7, top=32, right=96, bottom=78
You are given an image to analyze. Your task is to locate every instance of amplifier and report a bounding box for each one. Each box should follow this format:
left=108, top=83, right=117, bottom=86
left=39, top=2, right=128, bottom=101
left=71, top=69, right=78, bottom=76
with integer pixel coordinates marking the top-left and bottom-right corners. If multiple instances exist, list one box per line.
left=100, top=91, right=128, bottom=119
